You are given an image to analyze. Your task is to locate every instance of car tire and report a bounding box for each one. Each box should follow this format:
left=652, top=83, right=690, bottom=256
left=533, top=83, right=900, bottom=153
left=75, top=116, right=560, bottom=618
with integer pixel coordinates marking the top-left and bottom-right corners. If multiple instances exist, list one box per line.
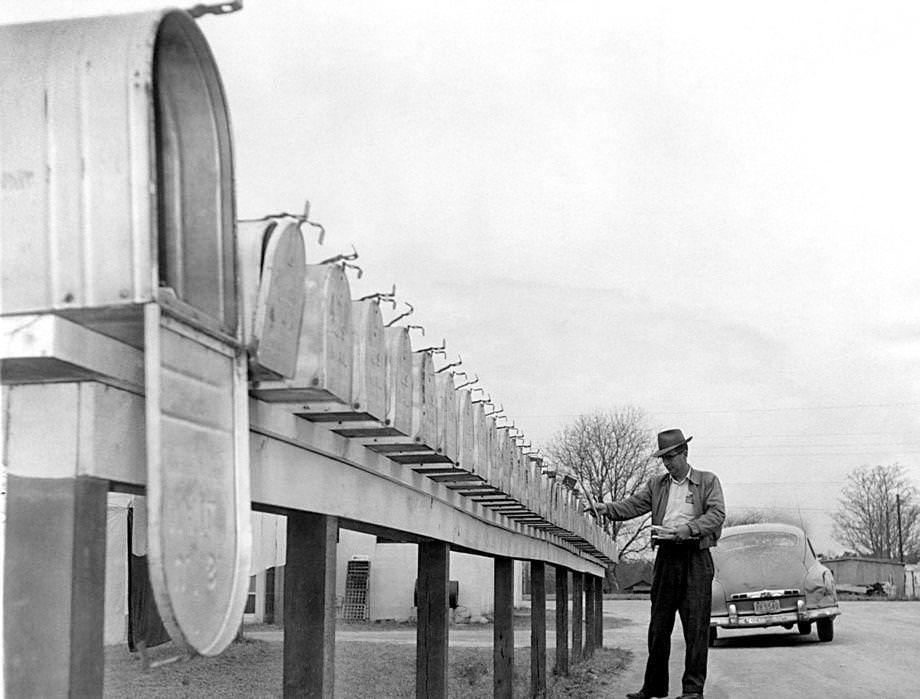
left=797, top=621, right=812, bottom=635
left=817, top=617, right=834, bottom=642
left=708, top=626, right=717, bottom=647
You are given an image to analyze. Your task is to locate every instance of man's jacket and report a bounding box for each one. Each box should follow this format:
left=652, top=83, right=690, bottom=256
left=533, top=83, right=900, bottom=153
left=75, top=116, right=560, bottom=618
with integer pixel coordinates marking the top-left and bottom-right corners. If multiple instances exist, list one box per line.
left=601, top=467, right=726, bottom=548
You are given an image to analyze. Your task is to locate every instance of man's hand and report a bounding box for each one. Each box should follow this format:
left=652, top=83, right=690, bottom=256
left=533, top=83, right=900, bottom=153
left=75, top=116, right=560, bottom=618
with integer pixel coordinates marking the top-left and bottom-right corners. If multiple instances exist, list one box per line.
left=675, top=524, right=693, bottom=541
left=582, top=501, right=605, bottom=518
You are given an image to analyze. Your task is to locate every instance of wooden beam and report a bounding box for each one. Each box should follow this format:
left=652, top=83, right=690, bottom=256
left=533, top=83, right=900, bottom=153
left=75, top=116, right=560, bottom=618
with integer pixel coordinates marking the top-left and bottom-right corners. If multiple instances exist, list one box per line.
left=571, top=572, right=583, bottom=663
left=493, top=556, right=514, bottom=699
left=283, top=513, right=337, bottom=698
left=595, top=574, right=605, bottom=648
left=554, top=565, right=569, bottom=676
left=416, top=541, right=449, bottom=699
left=530, top=561, right=547, bottom=698
left=584, top=575, right=596, bottom=658
left=4, top=475, right=108, bottom=697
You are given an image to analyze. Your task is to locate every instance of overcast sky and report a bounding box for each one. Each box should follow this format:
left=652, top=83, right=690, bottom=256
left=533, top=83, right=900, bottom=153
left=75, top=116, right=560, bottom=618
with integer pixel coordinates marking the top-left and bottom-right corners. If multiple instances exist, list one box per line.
left=8, top=1, right=920, bottom=553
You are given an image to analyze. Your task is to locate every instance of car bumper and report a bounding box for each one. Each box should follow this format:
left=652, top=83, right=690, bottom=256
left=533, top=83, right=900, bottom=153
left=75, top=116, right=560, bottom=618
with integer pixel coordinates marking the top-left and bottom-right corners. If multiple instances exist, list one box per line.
left=711, top=605, right=840, bottom=629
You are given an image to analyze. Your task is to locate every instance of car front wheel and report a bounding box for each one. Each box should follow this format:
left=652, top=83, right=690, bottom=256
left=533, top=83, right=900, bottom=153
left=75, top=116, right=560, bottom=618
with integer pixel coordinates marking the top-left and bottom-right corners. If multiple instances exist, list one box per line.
left=797, top=621, right=812, bottom=635
left=817, top=617, right=834, bottom=642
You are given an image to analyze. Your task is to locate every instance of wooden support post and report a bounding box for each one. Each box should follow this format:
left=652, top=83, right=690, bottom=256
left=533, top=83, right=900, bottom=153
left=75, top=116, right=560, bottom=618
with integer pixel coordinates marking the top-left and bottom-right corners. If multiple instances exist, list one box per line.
left=530, top=561, right=546, bottom=698
left=4, top=475, right=108, bottom=698
left=416, top=541, right=450, bottom=699
left=553, top=565, right=569, bottom=676
left=595, top=574, right=605, bottom=648
left=493, top=556, right=515, bottom=699
left=284, top=512, right=338, bottom=698
left=584, top=575, right=596, bottom=658
left=571, top=571, right=583, bottom=663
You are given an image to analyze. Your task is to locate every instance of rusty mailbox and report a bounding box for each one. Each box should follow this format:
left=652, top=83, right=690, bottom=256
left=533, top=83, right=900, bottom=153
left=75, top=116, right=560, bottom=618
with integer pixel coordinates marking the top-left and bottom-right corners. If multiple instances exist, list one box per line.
left=1, top=10, right=252, bottom=657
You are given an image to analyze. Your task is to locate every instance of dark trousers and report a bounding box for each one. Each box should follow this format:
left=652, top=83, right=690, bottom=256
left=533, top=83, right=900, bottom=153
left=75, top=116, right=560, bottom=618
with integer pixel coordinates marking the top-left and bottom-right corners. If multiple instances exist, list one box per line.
left=642, top=543, right=714, bottom=696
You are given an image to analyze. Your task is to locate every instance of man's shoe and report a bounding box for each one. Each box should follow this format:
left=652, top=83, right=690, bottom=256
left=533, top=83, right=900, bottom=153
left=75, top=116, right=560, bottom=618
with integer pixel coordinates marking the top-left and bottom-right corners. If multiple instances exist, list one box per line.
left=625, top=691, right=667, bottom=699
left=675, top=694, right=703, bottom=698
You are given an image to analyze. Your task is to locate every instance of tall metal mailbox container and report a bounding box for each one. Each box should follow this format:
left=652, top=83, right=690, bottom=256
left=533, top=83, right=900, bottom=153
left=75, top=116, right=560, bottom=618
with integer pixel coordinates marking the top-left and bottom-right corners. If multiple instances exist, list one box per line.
left=251, top=263, right=353, bottom=405
left=0, top=10, right=236, bottom=345
left=1, top=10, right=252, bottom=658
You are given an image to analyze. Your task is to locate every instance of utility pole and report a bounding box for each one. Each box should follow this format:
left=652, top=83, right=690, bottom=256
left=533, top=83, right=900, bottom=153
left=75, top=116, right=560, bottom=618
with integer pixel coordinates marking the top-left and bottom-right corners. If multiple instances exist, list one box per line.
left=896, top=493, right=904, bottom=564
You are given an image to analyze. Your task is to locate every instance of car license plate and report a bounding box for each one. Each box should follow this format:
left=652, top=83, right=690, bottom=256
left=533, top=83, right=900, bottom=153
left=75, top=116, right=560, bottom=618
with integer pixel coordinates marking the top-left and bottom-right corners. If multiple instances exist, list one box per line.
left=753, top=599, right=781, bottom=614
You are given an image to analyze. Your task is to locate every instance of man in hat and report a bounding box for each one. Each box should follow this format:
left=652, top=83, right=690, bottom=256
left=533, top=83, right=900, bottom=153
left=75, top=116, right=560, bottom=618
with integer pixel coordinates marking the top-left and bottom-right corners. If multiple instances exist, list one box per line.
left=586, top=429, right=725, bottom=699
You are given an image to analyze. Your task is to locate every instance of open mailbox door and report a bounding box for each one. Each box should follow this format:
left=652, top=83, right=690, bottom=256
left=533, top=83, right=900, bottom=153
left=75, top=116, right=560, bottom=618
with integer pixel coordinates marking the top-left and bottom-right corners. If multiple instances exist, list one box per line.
left=144, top=304, right=252, bottom=656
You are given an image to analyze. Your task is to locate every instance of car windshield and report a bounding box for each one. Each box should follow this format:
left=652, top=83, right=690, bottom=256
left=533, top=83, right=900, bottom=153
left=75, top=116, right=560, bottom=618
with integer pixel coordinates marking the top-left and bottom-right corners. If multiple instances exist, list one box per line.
left=719, top=531, right=800, bottom=551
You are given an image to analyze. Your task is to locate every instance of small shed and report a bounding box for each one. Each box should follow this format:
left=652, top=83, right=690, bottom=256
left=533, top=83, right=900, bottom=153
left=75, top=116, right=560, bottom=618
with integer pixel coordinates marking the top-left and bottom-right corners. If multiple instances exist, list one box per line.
left=822, top=557, right=906, bottom=598
left=623, top=579, right=652, bottom=594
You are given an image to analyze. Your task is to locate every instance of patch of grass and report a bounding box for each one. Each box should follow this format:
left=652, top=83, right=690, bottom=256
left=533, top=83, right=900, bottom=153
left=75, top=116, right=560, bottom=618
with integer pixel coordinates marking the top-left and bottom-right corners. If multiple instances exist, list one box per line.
left=105, top=637, right=632, bottom=697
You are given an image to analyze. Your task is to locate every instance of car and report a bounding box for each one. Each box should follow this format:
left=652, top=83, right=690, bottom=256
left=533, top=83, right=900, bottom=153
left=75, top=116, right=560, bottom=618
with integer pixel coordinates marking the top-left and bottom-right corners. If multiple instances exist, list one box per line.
left=709, top=523, right=841, bottom=645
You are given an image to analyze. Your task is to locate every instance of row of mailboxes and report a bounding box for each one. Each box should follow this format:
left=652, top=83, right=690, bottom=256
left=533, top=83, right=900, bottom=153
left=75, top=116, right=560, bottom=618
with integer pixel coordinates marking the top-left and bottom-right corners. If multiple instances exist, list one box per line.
left=1, top=8, right=607, bottom=662
left=234, top=216, right=595, bottom=540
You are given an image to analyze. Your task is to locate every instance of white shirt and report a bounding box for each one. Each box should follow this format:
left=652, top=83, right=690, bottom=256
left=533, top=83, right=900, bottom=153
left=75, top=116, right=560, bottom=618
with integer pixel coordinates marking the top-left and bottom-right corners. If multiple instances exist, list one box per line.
left=661, top=468, right=695, bottom=529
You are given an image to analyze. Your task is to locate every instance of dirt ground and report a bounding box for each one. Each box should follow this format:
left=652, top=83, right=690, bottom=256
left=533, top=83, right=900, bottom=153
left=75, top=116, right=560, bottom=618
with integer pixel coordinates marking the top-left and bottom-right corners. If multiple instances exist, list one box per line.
left=104, top=615, right=632, bottom=698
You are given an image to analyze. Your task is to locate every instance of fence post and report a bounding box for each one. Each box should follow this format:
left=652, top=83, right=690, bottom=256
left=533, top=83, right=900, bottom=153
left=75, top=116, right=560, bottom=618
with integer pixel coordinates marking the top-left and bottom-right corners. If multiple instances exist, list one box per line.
left=571, top=571, right=584, bottom=663
left=417, top=541, right=450, bottom=699
left=494, top=556, right=515, bottom=698
left=4, top=474, right=108, bottom=697
left=553, top=565, right=570, bottom=676
left=584, top=575, right=596, bottom=658
left=530, top=561, right=546, bottom=697
left=595, top=574, right=605, bottom=648
left=284, top=512, right=338, bottom=698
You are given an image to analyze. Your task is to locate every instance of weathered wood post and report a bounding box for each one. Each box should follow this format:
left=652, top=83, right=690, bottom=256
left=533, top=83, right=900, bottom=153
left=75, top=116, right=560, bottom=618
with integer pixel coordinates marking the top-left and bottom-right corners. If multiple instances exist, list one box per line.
left=584, top=575, right=596, bottom=658
left=417, top=541, right=450, bottom=699
left=571, top=571, right=584, bottom=663
left=554, top=565, right=570, bottom=676
left=284, top=512, right=338, bottom=698
left=530, top=561, right=547, bottom=697
left=4, top=386, right=108, bottom=696
left=494, top=556, right=515, bottom=699
left=595, top=573, right=605, bottom=648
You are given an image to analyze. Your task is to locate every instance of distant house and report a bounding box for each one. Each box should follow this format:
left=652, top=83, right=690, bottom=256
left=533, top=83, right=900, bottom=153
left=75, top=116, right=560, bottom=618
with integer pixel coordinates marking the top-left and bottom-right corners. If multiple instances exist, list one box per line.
left=822, top=556, right=906, bottom=598
left=623, top=579, right=652, bottom=594
left=905, top=564, right=920, bottom=600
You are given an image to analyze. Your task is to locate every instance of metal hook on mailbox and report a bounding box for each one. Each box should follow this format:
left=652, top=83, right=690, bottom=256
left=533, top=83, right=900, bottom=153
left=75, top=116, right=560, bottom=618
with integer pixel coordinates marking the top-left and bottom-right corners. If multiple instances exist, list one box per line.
left=241, top=199, right=325, bottom=246
left=319, top=244, right=358, bottom=266
left=385, top=301, right=415, bottom=327
left=413, top=338, right=446, bottom=356
left=454, top=373, right=480, bottom=390
left=436, top=354, right=462, bottom=373
left=188, top=1, right=243, bottom=18
left=358, top=284, right=398, bottom=308
left=300, top=200, right=326, bottom=246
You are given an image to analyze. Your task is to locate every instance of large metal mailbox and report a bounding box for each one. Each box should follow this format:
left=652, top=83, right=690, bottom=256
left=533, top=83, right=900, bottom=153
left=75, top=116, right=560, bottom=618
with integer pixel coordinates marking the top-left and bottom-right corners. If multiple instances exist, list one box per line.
left=384, top=326, right=414, bottom=435
left=386, top=351, right=448, bottom=465
left=435, top=372, right=459, bottom=463
left=236, top=219, right=307, bottom=380
left=1, top=10, right=252, bottom=659
left=251, top=263, right=353, bottom=404
left=0, top=10, right=237, bottom=345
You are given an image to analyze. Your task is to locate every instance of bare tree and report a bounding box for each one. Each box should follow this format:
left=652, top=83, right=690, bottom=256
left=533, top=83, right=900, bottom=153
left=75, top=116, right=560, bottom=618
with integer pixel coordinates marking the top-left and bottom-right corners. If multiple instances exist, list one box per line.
left=545, top=408, right=659, bottom=559
left=832, top=463, right=920, bottom=563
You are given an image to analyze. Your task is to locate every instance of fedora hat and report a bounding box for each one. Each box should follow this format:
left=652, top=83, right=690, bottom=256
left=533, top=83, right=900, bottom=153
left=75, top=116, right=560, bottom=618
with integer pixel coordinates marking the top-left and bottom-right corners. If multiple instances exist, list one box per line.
left=651, top=429, right=692, bottom=457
